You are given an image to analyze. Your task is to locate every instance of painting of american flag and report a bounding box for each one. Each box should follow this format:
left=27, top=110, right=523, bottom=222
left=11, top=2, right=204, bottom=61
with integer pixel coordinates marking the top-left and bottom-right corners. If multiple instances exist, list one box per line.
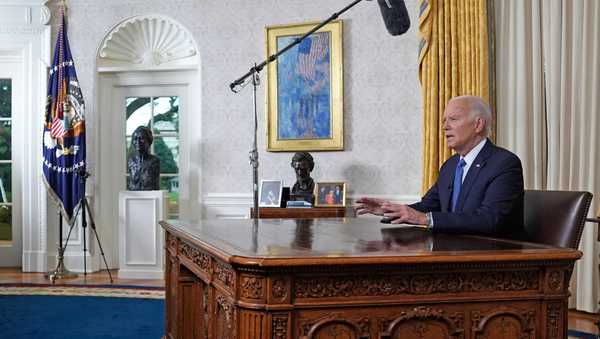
left=266, top=20, right=344, bottom=151
left=42, top=8, right=86, bottom=225
left=277, top=32, right=331, bottom=140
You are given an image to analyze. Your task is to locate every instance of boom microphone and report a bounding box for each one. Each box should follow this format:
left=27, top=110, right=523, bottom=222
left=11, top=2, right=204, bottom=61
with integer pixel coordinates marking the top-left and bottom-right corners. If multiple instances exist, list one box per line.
left=377, top=0, right=410, bottom=36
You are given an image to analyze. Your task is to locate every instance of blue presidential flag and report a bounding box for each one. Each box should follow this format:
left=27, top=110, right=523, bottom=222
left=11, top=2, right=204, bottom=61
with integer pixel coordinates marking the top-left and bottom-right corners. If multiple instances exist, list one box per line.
left=42, top=9, right=86, bottom=225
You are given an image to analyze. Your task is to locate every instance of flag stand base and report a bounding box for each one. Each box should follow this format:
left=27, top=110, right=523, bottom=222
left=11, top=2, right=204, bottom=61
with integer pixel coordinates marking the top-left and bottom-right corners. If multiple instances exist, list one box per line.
left=45, top=245, right=77, bottom=283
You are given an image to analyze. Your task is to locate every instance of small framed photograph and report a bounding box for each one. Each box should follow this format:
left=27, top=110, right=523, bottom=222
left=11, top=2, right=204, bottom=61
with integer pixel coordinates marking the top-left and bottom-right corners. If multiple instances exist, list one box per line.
left=314, top=182, right=346, bottom=207
left=259, top=180, right=283, bottom=207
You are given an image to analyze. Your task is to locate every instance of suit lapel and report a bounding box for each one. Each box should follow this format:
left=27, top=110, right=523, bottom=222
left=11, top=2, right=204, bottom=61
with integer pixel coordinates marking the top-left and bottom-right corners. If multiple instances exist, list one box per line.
left=456, top=139, right=495, bottom=211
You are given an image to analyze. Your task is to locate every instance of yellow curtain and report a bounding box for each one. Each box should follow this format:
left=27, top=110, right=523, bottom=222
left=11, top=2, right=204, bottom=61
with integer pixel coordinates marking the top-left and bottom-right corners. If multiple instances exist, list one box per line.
left=418, top=0, right=491, bottom=192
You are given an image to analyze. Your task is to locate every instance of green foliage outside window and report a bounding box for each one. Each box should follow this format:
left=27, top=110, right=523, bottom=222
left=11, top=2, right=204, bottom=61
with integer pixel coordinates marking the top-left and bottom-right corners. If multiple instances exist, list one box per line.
left=0, top=79, right=11, bottom=118
left=0, top=79, right=11, bottom=241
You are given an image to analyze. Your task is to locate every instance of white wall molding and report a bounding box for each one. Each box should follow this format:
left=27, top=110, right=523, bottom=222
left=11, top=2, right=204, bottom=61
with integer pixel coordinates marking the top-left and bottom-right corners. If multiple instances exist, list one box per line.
left=98, top=15, right=198, bottom=71
left=94, top=15, right=202, bottom=271
left=0, top=0, right=51, bottom=271
left=0, top=0, right=48, bottom=27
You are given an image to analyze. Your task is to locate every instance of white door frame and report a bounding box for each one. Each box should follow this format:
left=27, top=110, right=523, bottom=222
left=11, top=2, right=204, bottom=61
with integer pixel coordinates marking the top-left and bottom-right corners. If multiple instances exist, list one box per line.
left=95, top=70, right=200, bottom=269
left=0, top=1, right=51, bottom=271
left=0, top=56, right=22, bottom=266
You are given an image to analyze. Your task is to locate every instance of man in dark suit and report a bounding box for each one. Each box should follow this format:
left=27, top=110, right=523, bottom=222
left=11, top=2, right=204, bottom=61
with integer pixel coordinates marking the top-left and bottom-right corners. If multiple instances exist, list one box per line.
left=354, top=95, right=525, bottom=239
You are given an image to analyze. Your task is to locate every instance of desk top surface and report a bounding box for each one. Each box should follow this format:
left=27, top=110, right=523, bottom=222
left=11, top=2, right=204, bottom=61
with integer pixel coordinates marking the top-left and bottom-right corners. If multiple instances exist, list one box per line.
left=162, top=218, right=581, bottom=266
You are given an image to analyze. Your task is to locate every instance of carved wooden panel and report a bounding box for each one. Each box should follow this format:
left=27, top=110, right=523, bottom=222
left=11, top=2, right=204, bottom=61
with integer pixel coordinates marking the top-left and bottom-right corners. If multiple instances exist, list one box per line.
left=381, top=306, right=464, bottom=339
left=215, top=294, right=235, bottom=339
left=167, top=233, right=177, bottom=252
left=214, top=260, right=235, bottom=290
left=546, top=270, right=564, bottom=292
left=269, top=277, right=290, bottom=304
left=472, top=306, right=535, bottom=339
left=272, top=314, right=290, bottom=339
left=295, top=271, right=539, bottom=299
left=546, top=302, right=564, bottom=339
left=240, top=274, right=265, bottom=300
left=298, top=313, right=369, bottom=339
left=165, top=255, right=177, bottom=339
left=180, top=240, right=211, bottom=275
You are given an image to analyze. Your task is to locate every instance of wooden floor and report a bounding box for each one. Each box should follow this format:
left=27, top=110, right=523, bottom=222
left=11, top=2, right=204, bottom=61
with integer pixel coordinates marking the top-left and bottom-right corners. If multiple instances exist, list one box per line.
left=0, top=267, right=598, bottom=335
left=0, top=267, right=163, bottom=287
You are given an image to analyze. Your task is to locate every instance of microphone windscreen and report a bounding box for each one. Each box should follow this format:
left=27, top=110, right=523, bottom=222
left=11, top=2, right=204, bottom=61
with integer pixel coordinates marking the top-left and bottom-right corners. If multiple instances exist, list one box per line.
left=377, top=0, right=411, bottom=36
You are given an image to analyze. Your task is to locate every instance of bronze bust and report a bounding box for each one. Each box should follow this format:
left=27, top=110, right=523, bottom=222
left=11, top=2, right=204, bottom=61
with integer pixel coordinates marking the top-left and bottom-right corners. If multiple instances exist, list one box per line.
left=127, top=126, right=160, bottom=191
left=290, top=152, right=315, bottom=201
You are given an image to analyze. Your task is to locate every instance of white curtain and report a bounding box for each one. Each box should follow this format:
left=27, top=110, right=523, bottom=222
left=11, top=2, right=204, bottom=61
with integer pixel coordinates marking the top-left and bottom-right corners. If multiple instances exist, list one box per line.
left=495, top=0, right=600, bottom=312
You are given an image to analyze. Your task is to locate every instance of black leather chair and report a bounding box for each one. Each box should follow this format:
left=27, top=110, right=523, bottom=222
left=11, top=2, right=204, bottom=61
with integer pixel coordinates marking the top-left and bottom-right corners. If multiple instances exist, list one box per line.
left=584, top=206, right=600, bottom=333
left=523, top=189, right=593, bottom=249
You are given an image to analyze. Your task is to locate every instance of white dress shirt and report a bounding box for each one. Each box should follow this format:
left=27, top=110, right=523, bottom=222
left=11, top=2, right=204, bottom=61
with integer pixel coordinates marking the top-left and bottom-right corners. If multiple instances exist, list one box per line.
left=459, top=138, right=487, bottom=182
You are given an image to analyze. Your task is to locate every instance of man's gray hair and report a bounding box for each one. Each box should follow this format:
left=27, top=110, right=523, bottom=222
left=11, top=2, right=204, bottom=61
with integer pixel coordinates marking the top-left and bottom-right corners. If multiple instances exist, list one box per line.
left=449, top=95, right=492, bottom=136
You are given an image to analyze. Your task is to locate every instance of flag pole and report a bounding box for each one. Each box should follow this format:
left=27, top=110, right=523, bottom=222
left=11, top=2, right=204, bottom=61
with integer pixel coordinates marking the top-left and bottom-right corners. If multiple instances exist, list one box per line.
left=45, top=209, right=77, bottom=283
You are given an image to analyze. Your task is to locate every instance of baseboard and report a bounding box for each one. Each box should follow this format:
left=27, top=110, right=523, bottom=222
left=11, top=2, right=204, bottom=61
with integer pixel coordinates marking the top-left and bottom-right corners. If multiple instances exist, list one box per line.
left=21, top=251, right=47, bottom=273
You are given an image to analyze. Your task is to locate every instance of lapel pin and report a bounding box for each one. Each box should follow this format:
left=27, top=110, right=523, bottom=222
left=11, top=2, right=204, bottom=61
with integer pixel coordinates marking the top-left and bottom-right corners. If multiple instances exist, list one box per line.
left=475, top=164, right=481, bottom=168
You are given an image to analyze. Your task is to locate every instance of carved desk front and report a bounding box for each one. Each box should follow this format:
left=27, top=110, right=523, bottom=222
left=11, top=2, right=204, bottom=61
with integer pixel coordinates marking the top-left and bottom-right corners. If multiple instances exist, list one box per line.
left=161, top=218, right=581, bottom=339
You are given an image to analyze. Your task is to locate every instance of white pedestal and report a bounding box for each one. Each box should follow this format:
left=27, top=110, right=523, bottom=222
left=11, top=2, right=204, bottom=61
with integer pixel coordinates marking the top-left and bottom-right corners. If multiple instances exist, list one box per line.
left=118, top=190, right=166, bottom=279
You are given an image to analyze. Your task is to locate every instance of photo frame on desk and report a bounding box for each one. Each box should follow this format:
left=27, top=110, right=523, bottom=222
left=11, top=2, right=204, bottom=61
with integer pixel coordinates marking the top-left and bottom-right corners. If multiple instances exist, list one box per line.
left=314, top=182, right=346, bottom=207
left=259, top=180, right=283, bottom=207
left=265, top=20, right=344, bottom=151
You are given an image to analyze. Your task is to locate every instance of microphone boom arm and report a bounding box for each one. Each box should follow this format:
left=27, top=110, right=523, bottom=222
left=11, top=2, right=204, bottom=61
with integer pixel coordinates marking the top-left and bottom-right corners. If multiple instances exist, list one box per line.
left=229, top=0, right=367, bottom=92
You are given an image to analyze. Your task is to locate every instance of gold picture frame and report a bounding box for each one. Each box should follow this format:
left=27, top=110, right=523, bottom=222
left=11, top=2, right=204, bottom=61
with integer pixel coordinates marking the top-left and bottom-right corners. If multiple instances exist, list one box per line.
left=314, top=182, right=346, bottom=207
left=265, top=20, right=344, bottom=151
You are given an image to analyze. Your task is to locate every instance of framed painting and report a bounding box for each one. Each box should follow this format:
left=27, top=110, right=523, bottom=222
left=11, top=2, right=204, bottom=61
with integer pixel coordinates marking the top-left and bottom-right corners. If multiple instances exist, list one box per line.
left=314, top=182, right=346, bottom=207
left=265, top=20, right=344, bottom=151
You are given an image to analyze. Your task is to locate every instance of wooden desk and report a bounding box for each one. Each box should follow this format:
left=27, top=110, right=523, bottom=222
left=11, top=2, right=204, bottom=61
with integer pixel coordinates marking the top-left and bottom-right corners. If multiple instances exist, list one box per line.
left=250, top=207, right=346, bottom=219
left=161, top=218, right=581, bottom=339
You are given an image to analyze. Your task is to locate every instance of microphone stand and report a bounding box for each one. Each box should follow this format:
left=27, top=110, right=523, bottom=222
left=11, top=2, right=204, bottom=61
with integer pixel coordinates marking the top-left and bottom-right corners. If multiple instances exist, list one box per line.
left=230, top=0, right=368, bottom=218
left=76, top=169, right=113, bottom=283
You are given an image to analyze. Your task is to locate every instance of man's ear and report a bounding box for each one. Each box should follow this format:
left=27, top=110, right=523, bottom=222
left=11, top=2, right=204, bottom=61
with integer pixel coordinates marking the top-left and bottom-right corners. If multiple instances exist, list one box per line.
left=475, top=117, right=485, bottom=134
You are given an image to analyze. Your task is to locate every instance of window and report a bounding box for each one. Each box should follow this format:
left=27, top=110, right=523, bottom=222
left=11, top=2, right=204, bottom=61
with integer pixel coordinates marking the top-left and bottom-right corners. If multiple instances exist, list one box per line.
left=125, top=96, right=179, bottom=218
left=0, top=79, right=12, bottom=242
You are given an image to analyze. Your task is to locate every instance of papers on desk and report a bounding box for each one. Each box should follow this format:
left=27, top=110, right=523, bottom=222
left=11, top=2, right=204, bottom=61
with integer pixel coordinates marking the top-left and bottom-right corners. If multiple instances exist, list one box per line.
left=286, top=200, right=313, bottom=208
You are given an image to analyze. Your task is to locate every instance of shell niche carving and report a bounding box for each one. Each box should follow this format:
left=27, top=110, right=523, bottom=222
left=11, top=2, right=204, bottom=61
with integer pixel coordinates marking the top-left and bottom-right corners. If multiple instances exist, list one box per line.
left=99, top=16, right=197, bottom=66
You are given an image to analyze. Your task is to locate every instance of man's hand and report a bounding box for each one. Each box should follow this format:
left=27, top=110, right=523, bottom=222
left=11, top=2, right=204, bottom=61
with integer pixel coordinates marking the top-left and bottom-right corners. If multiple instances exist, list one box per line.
left=353, top=197, right=390, bottom=216
left=381, top=203, right=428, bottom=225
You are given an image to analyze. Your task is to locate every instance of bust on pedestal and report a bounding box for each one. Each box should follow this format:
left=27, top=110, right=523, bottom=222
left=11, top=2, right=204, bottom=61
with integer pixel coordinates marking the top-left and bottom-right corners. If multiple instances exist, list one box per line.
left=119, top=126, right=165, bottom=279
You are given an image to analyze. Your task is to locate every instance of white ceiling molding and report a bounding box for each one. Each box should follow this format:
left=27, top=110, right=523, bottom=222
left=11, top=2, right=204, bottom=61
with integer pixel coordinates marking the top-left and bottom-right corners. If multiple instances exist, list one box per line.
left=97, top=15, right=198, bottom=71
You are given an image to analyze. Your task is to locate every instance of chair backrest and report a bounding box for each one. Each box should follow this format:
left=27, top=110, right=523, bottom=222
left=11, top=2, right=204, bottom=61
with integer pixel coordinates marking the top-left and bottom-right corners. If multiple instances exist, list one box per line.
left=524, top=190, right=593, bottom=249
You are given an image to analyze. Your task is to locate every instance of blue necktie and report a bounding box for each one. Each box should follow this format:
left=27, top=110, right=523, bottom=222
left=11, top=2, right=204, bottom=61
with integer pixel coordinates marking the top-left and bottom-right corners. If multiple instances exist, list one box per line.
left=451, top=158, right=466, bottom=212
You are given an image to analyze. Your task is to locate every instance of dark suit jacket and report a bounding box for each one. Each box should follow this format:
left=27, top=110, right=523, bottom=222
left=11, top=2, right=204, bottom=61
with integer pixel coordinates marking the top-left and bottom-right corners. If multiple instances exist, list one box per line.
left=409, top=139, right=525, bottom=239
